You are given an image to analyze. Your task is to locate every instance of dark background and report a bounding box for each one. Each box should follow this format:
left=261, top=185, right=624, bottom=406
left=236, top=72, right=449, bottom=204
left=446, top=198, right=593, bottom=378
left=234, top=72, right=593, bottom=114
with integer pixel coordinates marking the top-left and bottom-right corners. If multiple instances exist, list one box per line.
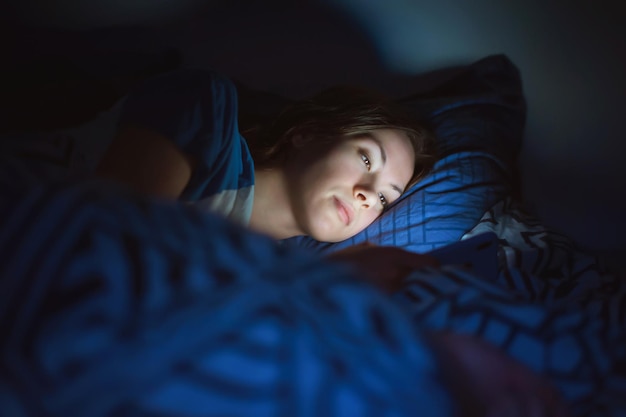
left=2, top=0, right=625, bottom=262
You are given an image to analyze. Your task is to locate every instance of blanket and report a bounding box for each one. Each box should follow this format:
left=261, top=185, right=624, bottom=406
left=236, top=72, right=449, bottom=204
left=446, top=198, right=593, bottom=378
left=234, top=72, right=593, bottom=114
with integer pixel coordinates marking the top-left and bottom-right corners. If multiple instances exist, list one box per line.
left=0, top=183, right=624, bottom=417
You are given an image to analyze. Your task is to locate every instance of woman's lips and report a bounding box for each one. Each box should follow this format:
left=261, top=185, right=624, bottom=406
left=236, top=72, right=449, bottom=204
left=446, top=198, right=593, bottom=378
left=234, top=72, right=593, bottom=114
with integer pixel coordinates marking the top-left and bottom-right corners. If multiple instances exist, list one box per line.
left=334, top=197, right=353, bottom=226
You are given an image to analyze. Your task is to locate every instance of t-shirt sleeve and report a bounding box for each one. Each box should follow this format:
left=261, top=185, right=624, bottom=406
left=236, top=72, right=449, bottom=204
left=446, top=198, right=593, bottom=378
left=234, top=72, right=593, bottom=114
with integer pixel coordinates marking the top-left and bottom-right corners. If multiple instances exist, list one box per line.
left=118, top=69, right=254, bottom=202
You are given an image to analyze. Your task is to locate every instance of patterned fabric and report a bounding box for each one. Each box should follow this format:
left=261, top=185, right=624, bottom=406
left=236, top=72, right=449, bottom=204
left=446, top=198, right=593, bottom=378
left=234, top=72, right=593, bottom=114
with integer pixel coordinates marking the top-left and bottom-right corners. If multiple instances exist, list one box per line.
left=410, top=196, right=626, bottom=416
left=396, top=264, right=626, bottom=417
left=1, top=183, right=625, bottom=416
left=0, top=182, right=452, bottom=417
left=463, top=198, right=623, bottom=304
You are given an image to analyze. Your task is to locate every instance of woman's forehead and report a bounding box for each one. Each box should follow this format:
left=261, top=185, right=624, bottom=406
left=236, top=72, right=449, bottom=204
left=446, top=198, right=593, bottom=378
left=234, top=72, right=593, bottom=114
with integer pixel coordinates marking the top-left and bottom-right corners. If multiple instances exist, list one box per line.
left=355, top=129, right=415, bottom=181
left=351, top=129, right=414, bottom=155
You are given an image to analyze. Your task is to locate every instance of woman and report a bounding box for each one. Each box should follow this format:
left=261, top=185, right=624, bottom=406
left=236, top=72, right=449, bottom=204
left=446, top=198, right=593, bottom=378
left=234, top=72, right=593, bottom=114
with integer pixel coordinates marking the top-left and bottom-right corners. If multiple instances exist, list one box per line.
left=95, top=69, right=435, bottom=242
left=0, top=67, right=438, bottom=294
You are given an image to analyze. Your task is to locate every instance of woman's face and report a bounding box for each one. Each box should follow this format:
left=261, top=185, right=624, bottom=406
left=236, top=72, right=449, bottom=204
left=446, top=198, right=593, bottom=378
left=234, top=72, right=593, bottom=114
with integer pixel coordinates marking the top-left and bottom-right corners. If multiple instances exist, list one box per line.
left=284, top=128, right=415, bottom=242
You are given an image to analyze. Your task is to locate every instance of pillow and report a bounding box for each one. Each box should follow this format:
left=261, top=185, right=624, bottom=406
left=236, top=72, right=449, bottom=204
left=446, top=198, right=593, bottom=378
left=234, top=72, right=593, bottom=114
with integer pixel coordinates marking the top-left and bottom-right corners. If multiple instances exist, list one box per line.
left=238, top=54, right=526, bottom=254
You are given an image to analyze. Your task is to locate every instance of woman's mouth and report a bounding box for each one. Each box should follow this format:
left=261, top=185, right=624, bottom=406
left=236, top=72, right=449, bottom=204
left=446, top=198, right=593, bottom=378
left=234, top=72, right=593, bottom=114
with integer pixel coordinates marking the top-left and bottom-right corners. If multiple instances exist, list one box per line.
left=333, top=197, right=353, bottom=226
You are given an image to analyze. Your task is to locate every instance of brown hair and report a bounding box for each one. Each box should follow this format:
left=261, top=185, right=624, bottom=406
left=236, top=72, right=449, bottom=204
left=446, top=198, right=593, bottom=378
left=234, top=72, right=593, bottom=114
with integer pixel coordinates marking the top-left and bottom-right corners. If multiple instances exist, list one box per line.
left=245, top=86, right=436, bottom=190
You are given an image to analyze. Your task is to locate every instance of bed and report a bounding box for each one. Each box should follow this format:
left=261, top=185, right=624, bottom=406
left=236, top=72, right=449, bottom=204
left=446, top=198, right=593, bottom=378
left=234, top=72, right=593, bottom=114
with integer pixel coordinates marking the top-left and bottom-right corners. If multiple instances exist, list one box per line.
left=1, top=55, right=624, bottom=416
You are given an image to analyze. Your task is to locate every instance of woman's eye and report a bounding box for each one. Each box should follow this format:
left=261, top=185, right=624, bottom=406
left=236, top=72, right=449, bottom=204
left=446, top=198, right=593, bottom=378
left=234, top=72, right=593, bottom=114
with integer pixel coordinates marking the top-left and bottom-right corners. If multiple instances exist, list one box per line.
left=360, top=153, right=371, bottom=171
left=378, top=193, right=388, bottom=209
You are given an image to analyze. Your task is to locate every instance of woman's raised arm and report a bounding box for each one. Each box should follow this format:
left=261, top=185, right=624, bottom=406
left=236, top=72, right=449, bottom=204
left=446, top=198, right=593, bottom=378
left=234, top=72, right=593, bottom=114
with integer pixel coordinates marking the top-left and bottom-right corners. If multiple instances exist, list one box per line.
left=95, top=125, right=196, bottom=199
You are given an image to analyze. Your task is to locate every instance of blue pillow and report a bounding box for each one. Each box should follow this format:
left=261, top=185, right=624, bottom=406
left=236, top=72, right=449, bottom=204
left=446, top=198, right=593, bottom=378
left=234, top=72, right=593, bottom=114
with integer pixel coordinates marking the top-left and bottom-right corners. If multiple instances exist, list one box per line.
left=281, top=54, right=526, bottom=254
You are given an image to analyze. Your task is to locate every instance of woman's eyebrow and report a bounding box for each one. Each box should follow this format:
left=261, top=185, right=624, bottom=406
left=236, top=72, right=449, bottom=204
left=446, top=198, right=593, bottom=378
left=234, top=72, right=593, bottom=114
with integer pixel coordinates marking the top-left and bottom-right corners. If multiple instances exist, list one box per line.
left=362, top=133, right=403, bottom=197
left=363, top=132, right=387, bottom=164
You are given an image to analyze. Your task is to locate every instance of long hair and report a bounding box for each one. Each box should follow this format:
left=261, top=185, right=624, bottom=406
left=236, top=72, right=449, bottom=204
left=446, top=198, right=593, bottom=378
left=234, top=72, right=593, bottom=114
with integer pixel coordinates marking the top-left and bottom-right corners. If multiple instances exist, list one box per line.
left=245, top=86, right=436, bottom=189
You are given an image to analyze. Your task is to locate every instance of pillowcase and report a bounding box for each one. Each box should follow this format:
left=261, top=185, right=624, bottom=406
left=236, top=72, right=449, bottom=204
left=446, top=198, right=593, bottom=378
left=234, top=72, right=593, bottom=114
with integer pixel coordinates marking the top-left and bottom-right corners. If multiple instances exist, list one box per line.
left=237, top=54, right=526, bottom=254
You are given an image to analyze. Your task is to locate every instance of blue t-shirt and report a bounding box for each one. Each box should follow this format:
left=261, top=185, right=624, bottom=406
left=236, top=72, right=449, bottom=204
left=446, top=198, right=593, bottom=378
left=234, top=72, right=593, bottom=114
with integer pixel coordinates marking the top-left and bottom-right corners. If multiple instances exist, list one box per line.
left=0, top=70, right=255, bottom=225
left=118, top=69, right=255, bottom=224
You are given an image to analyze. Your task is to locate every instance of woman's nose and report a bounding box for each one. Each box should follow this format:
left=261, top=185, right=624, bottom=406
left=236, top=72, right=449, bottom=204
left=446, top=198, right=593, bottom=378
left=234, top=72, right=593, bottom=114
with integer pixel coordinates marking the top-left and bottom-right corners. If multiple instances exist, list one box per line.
left=354, top=186, right=376, bottom=208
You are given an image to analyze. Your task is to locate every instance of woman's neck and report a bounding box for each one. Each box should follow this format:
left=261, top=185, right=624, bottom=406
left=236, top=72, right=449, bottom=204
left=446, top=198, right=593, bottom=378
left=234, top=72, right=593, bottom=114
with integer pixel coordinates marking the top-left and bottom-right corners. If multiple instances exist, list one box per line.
left=250, top=168, right=302, bottom=240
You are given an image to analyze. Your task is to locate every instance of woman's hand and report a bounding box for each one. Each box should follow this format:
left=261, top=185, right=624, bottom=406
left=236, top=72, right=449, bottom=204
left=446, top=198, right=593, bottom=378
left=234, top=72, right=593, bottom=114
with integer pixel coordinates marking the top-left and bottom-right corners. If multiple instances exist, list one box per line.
left=327, top=243, right=439, bottom=292
left=430, top=332, right=569, bottom=417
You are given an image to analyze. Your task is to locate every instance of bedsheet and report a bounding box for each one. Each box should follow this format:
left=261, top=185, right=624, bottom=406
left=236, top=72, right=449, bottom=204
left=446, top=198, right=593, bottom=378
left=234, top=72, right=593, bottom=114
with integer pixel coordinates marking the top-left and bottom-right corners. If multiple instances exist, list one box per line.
left=0, top=182, right=453, bottom=417
left=0, top=183, right=624, bottom=417
left=463, top=197, right=621, bottom=305
left=397, top=196, right=626, bottom=416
